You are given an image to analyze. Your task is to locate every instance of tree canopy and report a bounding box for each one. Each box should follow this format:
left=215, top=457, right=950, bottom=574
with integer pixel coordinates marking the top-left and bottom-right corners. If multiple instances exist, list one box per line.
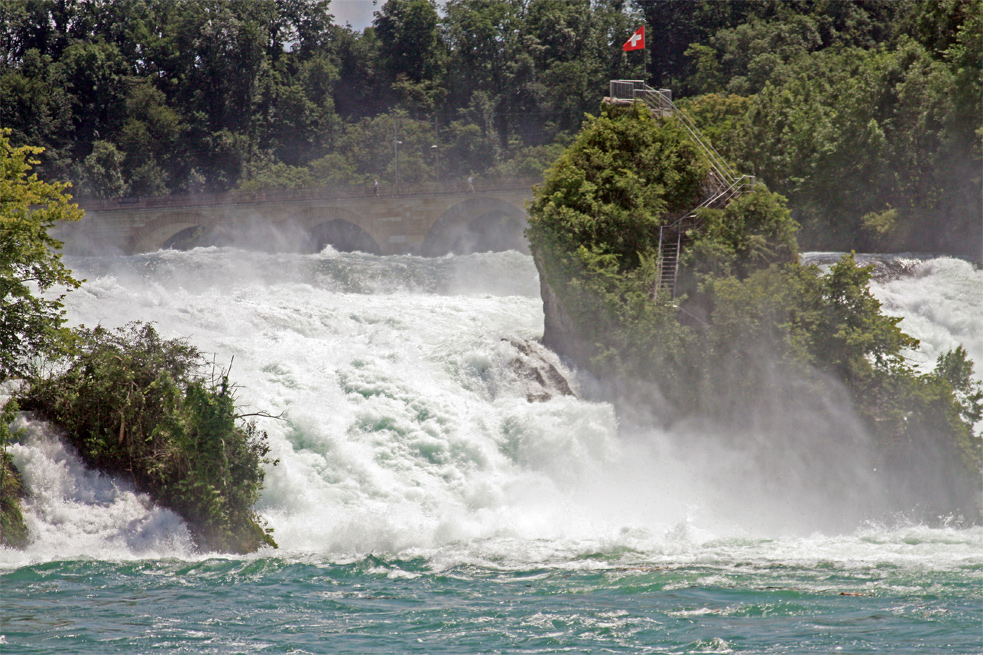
left=0, top=0, right=977, bottom=258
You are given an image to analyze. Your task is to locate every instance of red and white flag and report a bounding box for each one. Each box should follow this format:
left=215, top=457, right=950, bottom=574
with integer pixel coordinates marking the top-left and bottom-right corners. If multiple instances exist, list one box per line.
left=623, top=26, right=645, bottom=52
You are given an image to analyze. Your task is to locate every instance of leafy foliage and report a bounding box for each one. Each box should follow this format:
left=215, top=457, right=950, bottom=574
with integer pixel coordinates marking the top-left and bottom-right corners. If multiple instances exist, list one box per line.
left=731, top=39, right=980, bottom=258
left=683, top=187, right=799, bottom=285
left=0, top=0, right=644, bottom=196
left=21, top=323, right=278, bottom=554
left=529, top=103, right=707, bottom=268
left=0, top=1, right=976, bottom=257
left=0, top=128, right=82, bottom=382
left=0, top=398, right=29, bottom=549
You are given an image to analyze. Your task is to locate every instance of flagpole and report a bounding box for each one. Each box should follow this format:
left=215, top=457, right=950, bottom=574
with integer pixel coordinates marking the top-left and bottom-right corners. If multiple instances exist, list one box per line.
left=644, top=25, right=648, bottom=81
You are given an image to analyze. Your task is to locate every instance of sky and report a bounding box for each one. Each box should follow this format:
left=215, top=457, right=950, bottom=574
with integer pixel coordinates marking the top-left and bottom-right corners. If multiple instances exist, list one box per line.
left=332, top=0, right=379, bottom=30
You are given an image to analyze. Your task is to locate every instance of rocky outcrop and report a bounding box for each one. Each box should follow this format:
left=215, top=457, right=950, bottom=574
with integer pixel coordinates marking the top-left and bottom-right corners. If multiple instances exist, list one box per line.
left=533, top=250, right=594, bottom=371
left=503, top=336, right=576, bottom=403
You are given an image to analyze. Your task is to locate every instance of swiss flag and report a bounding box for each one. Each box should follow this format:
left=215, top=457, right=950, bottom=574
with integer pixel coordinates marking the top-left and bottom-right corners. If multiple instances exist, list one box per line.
left=623, top=26, right=645, bottom=52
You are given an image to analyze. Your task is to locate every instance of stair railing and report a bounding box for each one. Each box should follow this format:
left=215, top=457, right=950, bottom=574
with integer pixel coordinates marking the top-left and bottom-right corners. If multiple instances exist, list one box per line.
left=607, top=80, right=755, bottom=299
left=609, top=80, right=739, bottom=187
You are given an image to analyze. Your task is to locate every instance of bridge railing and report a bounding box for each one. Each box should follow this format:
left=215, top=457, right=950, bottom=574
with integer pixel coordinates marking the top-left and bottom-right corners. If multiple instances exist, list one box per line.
left=75, top=177, right=540, bottom=213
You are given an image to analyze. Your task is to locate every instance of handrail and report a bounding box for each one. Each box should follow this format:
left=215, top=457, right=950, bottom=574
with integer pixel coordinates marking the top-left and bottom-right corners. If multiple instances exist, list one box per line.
left=608, top=80, right=754, bottom=300
left=609, top=80, right=738, bottom=186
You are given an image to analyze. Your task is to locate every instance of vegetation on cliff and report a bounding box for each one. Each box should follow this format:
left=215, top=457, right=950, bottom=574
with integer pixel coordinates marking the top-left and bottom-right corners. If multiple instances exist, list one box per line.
left=1, top=133, right=276, bottom=553
left=527, top=104, right=800, bottom=409
left=527, top=103, right=982, bottom=516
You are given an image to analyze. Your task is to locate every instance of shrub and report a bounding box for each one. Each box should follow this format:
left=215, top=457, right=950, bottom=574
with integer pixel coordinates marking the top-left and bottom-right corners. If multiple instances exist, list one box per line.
left=21, top=323, right=277, bottom=554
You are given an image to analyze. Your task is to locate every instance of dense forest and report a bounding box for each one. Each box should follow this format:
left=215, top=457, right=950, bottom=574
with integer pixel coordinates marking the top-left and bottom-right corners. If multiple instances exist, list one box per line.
left=1, top=0, right=980, bottom=257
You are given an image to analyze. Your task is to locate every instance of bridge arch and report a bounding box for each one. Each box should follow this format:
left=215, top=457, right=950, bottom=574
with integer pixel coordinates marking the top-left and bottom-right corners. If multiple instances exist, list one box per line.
left=423, top=197, right=529, bottom=256
left=133, top=211, right=209, bottom=252
left=295, top=207, right=381, bottom=254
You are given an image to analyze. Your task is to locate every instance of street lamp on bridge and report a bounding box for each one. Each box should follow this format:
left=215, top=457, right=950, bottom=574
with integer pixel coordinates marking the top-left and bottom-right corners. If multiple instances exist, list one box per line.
left=394, top=117, right=402, bottom=195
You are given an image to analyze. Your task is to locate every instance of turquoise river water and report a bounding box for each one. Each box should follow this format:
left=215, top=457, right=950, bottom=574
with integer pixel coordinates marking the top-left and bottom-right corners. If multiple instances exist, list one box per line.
left=2, top=248, right=981, bottom=653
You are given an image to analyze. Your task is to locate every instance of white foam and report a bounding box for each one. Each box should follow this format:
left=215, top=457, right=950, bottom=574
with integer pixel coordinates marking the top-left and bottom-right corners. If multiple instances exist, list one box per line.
left=869, top=256, right=983, bottom=374
left=3, top=249, right=979, bottom=567
left=1, top=415, right=194, bottom=568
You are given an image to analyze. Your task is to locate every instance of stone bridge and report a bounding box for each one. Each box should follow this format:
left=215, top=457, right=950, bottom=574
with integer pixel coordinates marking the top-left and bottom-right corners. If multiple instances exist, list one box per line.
left=56, top=179, right=537, bottom=256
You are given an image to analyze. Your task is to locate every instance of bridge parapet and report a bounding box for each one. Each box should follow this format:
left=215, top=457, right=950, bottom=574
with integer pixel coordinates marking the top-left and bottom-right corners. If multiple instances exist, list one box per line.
left=75, top=177, right=539, bottom=214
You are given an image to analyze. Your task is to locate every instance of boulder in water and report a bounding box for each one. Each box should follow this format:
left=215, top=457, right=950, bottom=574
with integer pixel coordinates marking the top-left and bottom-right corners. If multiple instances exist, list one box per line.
left=503, top=337, right=576, bottom=403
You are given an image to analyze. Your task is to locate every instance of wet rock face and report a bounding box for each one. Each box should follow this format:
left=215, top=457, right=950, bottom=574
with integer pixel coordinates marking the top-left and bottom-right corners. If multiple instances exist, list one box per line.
left=502, top=337, right=576, bottom=403
left=533, top=253, right=593, bottom=372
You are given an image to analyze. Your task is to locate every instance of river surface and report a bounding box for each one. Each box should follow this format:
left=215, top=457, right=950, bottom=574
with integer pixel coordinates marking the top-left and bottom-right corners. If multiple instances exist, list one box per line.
left=2, top=248, right=981, bottom=654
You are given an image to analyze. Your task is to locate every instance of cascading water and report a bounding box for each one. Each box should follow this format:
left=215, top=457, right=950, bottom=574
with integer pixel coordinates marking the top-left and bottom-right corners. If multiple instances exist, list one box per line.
left=2, top=248, right=981, bottom=653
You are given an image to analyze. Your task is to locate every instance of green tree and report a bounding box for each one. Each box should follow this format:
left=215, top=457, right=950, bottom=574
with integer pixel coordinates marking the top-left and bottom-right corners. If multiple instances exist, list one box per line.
left=0, top=49, right=74, bottom=179
left=375, top=0, right=444, bottom=86
left=236, top=157, right=316, bottom=193
left=262, top=0, right=334, bottom=61
left=735, top=39, right=980, bottom=257
left=331, top=24, right=386, bottom=118
left=0, top=129, right=82, bottom=382
left=78, top=140, right=128, bottom=198
left=682, top=185, right=799, bottom=286
left=675, top=93, right=750, bottom=160
left=680, top=0, right=905, bottom=96
left=442, top=0, right=524, bottom=122
left=117, top=83, right=186, bottom=194
left=903, top=0, right=977, bottom=57
left=640, top=0, right=754, bottom=89
left=58, top=40, right=130, bottom=160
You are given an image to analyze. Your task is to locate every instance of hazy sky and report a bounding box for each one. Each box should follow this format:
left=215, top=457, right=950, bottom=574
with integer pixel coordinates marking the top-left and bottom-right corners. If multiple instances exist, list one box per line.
left=333, top=0, right=378, bottom=30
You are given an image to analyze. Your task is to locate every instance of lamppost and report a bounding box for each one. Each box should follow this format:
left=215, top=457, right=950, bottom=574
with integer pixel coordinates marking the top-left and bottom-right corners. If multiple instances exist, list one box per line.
left=432, top=115, right=440, bottom=188
left=394, top=118, right=401, bottom=195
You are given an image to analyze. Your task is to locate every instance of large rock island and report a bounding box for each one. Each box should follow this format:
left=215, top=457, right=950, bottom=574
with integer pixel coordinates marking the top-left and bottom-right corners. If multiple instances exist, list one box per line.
left=526, top=95, right=981, bottom=523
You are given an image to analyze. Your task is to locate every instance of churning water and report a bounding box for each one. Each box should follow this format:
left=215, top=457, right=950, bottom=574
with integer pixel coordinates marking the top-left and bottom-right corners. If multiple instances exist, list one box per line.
left=2, top=248, right=981, bottom=653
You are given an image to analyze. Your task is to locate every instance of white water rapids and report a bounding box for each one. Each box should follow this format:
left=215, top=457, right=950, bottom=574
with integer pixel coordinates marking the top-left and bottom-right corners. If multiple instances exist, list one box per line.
left=2, top=249, right=980, bottom=568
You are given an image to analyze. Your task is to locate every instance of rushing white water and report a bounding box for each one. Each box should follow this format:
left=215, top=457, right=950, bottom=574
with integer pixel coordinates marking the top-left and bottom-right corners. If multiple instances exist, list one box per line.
left=3, top=249, right=981, bottom=568
left=870, top=256, right=983, bottom=373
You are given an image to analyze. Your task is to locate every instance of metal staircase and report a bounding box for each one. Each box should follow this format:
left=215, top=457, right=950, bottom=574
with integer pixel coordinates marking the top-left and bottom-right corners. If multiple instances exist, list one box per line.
left=656, top=227, right=681, bottom=298
left=607, top=80, right=755, bottom=298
